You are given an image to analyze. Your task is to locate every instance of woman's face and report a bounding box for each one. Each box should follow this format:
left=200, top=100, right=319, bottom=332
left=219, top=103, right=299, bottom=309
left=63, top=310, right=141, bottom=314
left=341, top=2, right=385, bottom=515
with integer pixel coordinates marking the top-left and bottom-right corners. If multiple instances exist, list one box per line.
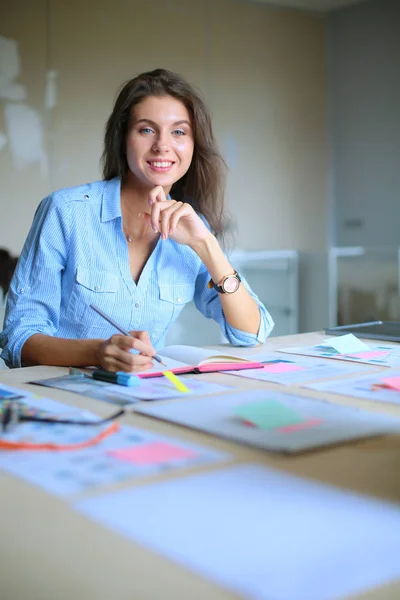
left=125, top=95, right=194, bottom=192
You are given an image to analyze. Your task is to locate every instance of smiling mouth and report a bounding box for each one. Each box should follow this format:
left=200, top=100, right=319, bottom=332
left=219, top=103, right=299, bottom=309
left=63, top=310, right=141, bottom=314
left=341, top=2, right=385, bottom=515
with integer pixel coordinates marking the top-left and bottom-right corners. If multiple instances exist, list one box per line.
left=147, top=161, right=175, bottom=169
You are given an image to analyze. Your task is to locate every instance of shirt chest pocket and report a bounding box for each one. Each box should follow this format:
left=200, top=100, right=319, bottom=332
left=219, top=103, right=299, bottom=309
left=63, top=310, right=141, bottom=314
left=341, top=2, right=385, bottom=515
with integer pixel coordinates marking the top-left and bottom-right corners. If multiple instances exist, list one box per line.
left=159, top=283, right=194, bottom=307
left=67, top=267, right=119, bottom=325
left=153, top=282, right=195, bottom=341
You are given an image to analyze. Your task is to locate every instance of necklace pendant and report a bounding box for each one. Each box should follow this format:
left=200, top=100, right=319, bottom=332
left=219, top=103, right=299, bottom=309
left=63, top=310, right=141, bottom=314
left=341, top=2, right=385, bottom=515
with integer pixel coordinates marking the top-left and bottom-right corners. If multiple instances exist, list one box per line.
left=127, top=235, right=133, bottom=243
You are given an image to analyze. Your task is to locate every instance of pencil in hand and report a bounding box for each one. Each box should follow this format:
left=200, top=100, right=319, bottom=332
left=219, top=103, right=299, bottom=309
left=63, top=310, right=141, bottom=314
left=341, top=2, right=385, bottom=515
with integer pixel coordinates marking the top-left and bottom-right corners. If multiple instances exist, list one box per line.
left=89, top=303, right=166, bottom=365
left=152, top=354, right=166, bottom=366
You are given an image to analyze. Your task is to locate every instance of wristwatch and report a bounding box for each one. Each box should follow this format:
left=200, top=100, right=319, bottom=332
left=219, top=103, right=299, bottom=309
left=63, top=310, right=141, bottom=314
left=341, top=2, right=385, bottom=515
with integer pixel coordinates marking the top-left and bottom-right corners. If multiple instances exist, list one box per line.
left=208, top=270, right=241, bottom=294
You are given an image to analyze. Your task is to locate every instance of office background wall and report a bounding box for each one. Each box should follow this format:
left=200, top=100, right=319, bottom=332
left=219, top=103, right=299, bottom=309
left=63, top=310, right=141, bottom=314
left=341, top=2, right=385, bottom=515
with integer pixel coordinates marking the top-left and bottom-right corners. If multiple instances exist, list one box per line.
left=326, top=0, right=400, bottom=326
left=328, top=0, right=400, bottom=248
left=0, top=0, right=328, bottom=257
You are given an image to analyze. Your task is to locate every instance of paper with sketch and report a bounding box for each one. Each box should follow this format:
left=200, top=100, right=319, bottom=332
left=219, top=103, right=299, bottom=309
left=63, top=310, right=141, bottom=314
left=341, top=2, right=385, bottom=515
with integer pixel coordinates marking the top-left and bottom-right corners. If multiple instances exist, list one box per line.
left=0, top=383, right=32, bottom=401
left=101, top=377, right=233, bottom=401
left=30, top=373, right=142, bottom=407
left=31, top=373, right=233, bottom=406
left=75, top=464, right=400, bottom=600
left=134, top=389, right=400, bottom=453
left=0, top=417, right=230, bottom=497
left=225, top=352, right=372, bottom=384
left=0, top=385, right=93, bottom=419
left=278, top=338, right=400, bottom=367
left=305, top=369, right=400, bottom=406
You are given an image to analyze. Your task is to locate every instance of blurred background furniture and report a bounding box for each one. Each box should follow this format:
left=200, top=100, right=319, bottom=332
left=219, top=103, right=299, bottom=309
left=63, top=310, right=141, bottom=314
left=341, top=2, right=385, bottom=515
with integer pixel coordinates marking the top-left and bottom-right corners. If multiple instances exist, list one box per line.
left=0, top=247, right=19, bottom=370
left=165, top=250, right=299, bottom=346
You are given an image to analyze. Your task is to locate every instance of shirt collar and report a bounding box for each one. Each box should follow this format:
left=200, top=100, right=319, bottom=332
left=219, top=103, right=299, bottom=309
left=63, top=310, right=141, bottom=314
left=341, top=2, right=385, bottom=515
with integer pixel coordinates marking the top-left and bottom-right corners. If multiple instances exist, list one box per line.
left=100, top=177, right=171, bottom=222
left=101, top=177, right=122, bottom=222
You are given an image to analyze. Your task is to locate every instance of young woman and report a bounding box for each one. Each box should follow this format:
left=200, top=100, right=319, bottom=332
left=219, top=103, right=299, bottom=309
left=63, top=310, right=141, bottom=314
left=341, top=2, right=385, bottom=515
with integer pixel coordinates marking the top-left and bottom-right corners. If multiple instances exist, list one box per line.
left=0, top=69, right=274, bottom=371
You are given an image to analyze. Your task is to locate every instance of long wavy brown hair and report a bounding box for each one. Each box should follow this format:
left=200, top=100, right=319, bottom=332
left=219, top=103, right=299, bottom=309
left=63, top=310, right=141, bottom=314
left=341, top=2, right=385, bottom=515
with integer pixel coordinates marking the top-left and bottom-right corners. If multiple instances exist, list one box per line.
left=102, top=68, right=227, bottom=237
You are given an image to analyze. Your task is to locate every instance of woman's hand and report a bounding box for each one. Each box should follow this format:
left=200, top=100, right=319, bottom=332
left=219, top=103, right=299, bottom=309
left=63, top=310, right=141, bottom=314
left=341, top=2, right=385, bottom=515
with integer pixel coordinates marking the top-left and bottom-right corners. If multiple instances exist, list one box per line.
left=97, top=330, right=155, bottom=373
left=140, top=185, right=211, bottom=247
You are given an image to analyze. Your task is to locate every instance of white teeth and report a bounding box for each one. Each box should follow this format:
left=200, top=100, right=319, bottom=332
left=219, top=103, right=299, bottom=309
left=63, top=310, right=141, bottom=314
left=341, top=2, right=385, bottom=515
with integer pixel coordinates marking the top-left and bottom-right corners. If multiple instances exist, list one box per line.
left=150, top=161, right=172, bottom=168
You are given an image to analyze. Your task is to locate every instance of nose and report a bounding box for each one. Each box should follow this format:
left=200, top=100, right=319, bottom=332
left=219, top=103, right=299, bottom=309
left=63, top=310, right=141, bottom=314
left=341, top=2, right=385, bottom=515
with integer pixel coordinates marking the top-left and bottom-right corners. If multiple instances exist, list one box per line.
left=151, top=131, right=170, bottom=154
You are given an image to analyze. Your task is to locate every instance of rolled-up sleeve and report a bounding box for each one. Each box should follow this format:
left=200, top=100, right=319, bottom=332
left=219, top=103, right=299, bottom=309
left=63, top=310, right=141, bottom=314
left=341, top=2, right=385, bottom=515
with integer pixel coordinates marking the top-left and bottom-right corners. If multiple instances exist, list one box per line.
left=0, top=196, right=70, bottom=368
left=193, top=263, right=274, bottom=347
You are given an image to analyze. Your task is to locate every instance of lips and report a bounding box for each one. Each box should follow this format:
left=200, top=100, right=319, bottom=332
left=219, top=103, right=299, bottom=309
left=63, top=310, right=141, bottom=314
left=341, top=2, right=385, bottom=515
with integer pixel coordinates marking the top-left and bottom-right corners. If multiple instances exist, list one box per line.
left=146, top=160, right=175, bottom=173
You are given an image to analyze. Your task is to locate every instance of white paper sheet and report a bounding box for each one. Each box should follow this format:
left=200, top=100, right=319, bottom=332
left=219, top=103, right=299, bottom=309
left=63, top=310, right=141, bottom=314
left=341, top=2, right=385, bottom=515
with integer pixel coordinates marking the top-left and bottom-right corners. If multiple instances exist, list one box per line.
left=319, top=333, right=370, bottom=353
left=305, top=369, right=400, bottom=406
left=75, top=464, right=400, bottom=600
left=278, top=341, right=400, bottom=367
left=225, top=352, right=371, bottom=384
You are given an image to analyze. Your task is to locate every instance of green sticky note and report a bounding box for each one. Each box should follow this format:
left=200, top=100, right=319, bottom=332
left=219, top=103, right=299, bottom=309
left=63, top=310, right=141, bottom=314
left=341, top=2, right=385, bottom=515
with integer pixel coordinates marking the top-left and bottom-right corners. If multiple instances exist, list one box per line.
left=234, top=400, right=303, bottom=430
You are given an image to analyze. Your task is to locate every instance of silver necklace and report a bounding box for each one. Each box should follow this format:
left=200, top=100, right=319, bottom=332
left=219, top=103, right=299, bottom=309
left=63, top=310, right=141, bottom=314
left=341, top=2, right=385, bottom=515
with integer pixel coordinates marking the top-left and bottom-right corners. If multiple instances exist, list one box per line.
left=123, top=224, right=157, bottom=244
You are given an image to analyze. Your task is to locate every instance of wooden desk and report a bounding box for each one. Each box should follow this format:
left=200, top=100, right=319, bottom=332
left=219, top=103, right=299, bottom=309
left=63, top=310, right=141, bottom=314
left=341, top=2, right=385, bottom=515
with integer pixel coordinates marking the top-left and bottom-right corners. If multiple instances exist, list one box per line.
left=1, top=332, right=400, bottom=600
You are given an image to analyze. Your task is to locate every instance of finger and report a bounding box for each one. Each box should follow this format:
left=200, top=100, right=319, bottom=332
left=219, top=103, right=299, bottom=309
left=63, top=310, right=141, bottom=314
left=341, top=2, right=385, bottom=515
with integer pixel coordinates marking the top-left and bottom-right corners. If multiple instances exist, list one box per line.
left=150, top=200, right=162, bottom=232
left=149, top=199, right=177, bottom=234
left=103, top=344, right=154, bottom=372
left=158, top=202, right=183, bottom=239
left=148, top=185, right=166, bottom=206
left=168, top=203, right=195, bottom=235
left=119, top=347, right=155, bottom=371
left=118, top=352, right=154, bottom=372
left=133, top=330, right=151, bottom=343
left=104, top=356, right=154, bottom=373
left=164, top=202, right=191, bottom=235
left=129, top=330, right=156, bottom=357
left=106, top=334, right=154, bottom=360
left=125, top=359, right=155, bottom=373
left=139, top=210, right=160, bottom=233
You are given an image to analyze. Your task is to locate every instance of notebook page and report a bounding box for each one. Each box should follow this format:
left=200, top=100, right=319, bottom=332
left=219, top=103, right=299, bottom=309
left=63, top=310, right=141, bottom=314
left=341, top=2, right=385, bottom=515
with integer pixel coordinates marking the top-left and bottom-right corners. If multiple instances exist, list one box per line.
left=158, top=345, right=224, bottom=366
left=132, top=356, right=190, bottom=376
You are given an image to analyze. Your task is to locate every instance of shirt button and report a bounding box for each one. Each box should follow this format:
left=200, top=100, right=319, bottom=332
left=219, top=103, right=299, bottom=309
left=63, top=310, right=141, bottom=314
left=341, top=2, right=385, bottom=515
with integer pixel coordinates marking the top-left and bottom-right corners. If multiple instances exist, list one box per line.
left=84, top=194, right=89, bottom=199
left=176, top=297, right=182, bottom=303
left=94, top=285, right=100, bottom=291
left=135, top=302, right=140, bottom=308
left=19, top=288, right=24, bottom=294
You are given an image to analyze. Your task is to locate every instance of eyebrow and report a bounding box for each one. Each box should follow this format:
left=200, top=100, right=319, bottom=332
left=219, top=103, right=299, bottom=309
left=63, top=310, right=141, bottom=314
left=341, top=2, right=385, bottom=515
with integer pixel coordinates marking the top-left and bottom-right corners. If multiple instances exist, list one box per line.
left=134, top=118, right=192, bottom=128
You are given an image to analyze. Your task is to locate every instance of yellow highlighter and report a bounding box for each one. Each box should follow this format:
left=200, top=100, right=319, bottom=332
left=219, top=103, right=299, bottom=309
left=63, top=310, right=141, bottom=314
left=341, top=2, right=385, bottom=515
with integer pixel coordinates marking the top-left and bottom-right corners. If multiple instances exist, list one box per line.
left=163, top=371, right=190, bottom=393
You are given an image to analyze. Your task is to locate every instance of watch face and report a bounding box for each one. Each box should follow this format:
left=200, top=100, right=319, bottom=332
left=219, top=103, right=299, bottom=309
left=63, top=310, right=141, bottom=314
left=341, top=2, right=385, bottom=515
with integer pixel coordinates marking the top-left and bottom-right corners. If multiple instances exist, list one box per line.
left=223, top=275, right=240, bottom=293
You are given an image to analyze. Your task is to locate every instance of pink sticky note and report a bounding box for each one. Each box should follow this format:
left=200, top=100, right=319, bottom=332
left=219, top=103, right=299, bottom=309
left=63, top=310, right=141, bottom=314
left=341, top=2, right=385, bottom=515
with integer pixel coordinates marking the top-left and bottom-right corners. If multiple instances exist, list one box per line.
left=344, top=350, right=390, bottom=360
left=107, top=442, right=198, bottom=465
left=379, top=376, right=400, bottom=391
left=277, top=418, right=323, bottom=434
left=262, top=362, right=304, bottom=374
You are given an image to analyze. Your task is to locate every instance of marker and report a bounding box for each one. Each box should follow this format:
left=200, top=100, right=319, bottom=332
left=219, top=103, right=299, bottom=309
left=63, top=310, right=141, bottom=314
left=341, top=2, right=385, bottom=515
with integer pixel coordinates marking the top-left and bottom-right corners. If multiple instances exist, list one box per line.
left=89, top=303, right=166, bottom=366
left=163, top=370, right=190, bottom=393
left=92, top=370, right=141, bottom=387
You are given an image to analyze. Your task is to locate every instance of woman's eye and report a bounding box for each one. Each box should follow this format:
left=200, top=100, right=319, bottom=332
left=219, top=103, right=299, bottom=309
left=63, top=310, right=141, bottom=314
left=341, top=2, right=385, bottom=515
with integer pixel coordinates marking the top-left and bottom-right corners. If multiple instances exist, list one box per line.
left=173, top=129, right=185, bottom=136
left=140, top=127, right=154, bottom=135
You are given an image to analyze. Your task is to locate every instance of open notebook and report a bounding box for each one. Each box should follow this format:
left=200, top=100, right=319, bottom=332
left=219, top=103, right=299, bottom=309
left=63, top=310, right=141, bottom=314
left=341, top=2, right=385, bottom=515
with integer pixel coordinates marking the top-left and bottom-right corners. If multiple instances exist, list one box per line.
left=137, top=345, right=263, bottom=379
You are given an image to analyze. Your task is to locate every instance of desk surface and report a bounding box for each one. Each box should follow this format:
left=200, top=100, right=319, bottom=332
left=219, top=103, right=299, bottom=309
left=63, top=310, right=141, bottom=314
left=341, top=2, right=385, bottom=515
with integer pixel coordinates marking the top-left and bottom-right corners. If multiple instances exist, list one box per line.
left=1, top=331, right=400, bottom=600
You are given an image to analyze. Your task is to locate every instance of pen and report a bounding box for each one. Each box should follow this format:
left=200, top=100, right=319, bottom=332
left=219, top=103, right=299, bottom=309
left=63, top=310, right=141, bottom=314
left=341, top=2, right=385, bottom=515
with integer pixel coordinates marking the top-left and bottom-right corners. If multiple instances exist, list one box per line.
left=92, top=370, right=141, bottom=387
left=89, top=303, right=166, bottom=366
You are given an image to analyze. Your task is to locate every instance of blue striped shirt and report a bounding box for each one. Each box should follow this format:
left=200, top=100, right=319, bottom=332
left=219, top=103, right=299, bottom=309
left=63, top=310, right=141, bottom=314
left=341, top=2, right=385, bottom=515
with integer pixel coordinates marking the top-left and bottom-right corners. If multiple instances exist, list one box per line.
left=0, top=178, right=274, bottom=368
